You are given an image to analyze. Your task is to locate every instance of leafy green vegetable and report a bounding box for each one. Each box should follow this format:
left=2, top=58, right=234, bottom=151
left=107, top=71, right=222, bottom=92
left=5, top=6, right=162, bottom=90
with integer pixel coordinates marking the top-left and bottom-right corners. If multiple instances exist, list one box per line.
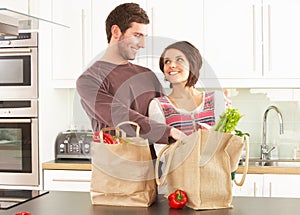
left=234, top=129, right=250, bottom=137
left=213, top=108, right=243, bottom=133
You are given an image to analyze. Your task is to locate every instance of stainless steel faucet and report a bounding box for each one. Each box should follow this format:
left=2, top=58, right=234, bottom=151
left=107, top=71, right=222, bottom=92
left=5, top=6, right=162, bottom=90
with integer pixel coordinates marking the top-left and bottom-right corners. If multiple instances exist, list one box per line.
left=261, top=106, right=284, bottom=161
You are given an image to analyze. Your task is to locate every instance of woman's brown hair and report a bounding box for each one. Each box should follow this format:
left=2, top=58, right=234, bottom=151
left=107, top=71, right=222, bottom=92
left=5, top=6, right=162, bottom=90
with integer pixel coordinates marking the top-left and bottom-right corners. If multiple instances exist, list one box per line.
left=159, top=41, right=202, bottom=87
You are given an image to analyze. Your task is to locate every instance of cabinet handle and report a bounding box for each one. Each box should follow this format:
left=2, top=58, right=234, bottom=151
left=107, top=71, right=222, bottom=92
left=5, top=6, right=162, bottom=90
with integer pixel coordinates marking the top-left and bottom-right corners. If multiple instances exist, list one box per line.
left=269, top=182, right=272, bottom=197
left=252, top=5, right=256, bottom=73
left=52, top=179, right=91, bottom=183
left=253, top=182, right=257, bottom=197
left=267, top=4, right=271, bottom=72
left=0, top=118, right=32, bottom=123
left=81, top=9, right=86, bottom=69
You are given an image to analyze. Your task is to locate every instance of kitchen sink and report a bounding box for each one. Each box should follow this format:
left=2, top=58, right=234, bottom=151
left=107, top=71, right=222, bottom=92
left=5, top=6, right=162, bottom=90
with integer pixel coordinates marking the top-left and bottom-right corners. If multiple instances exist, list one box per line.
left=240, top=158, right=300, bottom=167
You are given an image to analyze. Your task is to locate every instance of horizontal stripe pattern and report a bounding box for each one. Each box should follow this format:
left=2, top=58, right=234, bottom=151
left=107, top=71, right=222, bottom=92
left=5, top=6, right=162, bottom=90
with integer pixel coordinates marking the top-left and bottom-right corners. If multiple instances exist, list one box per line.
left=157, top=91, right=216, bottom=135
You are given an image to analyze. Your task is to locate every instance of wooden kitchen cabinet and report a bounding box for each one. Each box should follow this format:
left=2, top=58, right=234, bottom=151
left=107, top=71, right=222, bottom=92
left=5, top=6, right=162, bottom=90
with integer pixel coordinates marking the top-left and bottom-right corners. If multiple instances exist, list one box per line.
left=201, top=0, right=300, bottom=88
left=42, top=0, right=300, bottom=88
left=232, top=174, right=264, bottom=197
left=202, top=0, right=259, bottom=80
left=147, top=0, right=204, bottom=88
left=233, top=173, right=300, bottom=198
left=50, top=0, right=93, bottom=88
left=263, top=174, right=300, bottom=198
left=43, top=169, right=91, bottom=192
left=261, top=0, right=300, bottom=79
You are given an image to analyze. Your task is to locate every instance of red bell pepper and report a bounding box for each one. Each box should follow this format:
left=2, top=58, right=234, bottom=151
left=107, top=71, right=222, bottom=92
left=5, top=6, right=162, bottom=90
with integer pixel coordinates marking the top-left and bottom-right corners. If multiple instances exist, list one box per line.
left=93, top=132, right=116, bottom=144
left=168, top=189, right=188, bottom=209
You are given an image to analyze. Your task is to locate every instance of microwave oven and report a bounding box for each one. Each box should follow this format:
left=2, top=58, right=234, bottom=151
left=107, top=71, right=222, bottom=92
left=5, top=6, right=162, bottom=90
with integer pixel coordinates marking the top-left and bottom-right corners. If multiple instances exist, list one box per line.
left=0, top=32, right=38, bottom=99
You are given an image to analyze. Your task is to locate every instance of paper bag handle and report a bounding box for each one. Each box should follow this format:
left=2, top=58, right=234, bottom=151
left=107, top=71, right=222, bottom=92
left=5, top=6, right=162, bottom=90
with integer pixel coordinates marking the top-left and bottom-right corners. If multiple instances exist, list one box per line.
left=155, top=132, right=249, bottom=187
left=233, top=135, right=249, bottom=186
left=116, top=121, right=140, bottom=137
left=155, top=140, right=181, bottom=186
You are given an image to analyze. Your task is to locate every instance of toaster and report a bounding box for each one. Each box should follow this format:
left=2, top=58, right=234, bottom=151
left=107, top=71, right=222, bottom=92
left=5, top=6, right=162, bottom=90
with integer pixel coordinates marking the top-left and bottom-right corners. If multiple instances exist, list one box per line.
left=55, top=130, right=93, bottom=160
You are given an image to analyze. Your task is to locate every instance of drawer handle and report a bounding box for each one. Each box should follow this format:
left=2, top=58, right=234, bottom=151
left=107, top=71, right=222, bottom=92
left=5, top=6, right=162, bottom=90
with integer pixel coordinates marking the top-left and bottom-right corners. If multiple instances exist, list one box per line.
left=52, top=179, right=91, bottom=183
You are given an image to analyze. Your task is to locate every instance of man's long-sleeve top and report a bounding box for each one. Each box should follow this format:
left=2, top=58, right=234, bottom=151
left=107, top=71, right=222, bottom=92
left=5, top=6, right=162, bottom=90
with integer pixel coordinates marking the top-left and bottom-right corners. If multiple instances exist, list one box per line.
left=76, top=61, right=172, bottom=146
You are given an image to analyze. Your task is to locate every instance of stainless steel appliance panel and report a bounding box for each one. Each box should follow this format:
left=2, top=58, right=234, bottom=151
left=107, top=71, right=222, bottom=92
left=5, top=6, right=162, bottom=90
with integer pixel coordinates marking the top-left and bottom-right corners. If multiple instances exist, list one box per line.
left=0, top=99, right=38, bottom=186
left=55, top=130, right=93, bottom=160
left=0, top=32, right=38, bottom=99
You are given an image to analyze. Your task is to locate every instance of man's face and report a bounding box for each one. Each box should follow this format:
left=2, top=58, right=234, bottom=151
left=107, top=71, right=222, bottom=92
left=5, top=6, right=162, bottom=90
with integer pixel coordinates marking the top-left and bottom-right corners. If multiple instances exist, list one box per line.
left=118, top=22, right=148, bottom=61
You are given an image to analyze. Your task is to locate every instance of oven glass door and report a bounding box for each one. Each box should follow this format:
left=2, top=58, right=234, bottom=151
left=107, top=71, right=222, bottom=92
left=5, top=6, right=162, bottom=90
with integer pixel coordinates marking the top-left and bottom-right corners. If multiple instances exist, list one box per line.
left=0, top=119, right=34, bottom=173
left=0, top=49, right=34, bottom=86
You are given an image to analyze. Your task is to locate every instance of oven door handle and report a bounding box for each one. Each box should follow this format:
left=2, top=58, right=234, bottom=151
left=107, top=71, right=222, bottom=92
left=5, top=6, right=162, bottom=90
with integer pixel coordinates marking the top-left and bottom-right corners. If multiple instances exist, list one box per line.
left=0, top=118, right=32, bottom=123
left=0, top=48, right=32, bottom=54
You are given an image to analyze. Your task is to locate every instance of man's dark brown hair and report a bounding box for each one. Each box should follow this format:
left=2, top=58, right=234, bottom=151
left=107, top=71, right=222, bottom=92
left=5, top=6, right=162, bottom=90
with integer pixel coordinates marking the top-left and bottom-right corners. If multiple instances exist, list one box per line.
left=105, top=3, right=150, bottom=43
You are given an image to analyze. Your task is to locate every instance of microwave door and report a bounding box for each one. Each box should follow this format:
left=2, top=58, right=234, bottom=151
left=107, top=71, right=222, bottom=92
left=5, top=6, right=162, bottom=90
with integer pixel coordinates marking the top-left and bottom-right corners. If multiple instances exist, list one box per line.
left=0, top=47, right=38, bottom=99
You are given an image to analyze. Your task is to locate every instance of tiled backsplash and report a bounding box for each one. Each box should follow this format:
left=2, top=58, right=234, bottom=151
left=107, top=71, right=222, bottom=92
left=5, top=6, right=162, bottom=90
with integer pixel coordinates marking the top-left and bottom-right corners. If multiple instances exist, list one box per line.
left=229, top=89, right=300, bottom=159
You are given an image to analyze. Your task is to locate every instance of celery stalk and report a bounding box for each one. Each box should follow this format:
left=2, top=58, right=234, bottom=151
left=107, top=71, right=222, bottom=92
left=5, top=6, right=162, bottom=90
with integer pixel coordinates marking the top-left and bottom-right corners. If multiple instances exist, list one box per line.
left=213, top=108, right=243, bottom=133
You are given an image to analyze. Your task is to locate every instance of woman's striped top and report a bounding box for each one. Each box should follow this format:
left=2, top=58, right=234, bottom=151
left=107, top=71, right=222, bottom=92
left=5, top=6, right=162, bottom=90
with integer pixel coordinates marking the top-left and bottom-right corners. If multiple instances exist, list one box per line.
left=156, top=91, right=216, bottom=135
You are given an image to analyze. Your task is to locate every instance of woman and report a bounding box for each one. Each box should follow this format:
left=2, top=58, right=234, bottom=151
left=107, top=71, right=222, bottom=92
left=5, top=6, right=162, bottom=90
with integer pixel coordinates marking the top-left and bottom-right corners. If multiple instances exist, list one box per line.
left=149, top=41, right=227, bottom=135
left=149, top=41, right=228, bottom=193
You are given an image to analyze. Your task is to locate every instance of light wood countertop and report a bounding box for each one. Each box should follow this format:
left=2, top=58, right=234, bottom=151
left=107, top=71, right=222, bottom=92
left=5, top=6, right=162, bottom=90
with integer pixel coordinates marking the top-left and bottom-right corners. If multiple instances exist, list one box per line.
left=43, top=160, right=300, bottom=174
left=42, top=160, right=91, bottom=170
left=236, top=165, right=300, bottom=174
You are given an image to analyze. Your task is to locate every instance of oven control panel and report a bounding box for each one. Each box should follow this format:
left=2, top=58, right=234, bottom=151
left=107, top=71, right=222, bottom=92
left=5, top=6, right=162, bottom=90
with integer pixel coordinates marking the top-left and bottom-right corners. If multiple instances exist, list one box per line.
left=55, top=130, right=93, bottom=160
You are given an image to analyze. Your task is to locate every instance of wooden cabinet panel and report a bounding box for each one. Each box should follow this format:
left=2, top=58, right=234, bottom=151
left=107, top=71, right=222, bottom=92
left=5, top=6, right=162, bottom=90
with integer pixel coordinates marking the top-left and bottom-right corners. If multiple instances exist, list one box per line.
left=233, top=174, right=264, bottom=197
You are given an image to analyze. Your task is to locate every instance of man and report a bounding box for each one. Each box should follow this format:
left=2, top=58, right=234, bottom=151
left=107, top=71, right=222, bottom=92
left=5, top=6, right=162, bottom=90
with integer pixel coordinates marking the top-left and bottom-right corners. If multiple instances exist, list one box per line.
left=76, top=3, right=181, bottom=157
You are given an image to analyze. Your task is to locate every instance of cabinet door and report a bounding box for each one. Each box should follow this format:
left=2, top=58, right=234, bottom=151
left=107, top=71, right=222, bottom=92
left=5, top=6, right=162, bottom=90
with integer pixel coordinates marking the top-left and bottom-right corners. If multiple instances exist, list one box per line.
left=262, top=0, right=300, bottom=79
left=148, top=0, right=204, bottom=87
left=232, top=174, right=264, bottom=197
left=264, top=174, right=300, bottom=198
left=43, top=170, right=91, bottom=192
left=202, top=0, right=261, bottom=83
left=51, top=0, right=92, bottom=87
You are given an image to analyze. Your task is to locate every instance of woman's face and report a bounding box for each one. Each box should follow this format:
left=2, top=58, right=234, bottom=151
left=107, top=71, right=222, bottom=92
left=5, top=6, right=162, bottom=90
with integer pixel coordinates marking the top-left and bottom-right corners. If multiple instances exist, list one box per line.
left=163, top=48, right=190, bottom=85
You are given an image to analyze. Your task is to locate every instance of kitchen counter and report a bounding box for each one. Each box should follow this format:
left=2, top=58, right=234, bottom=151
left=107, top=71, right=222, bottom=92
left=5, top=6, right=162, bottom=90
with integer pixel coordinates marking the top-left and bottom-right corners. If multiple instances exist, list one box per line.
left=42, top=159, right=91, bottom=170
left=237, top=165, right=300, bottom=174
left=2, top=191, right=300, bottom=215
left=42, top=160, right=300, bottom=174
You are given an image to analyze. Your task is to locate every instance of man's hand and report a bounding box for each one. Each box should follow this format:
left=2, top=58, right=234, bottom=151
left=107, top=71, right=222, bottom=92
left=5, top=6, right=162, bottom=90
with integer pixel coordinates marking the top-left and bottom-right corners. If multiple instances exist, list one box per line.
left=170, top=127, right=186, bottom=141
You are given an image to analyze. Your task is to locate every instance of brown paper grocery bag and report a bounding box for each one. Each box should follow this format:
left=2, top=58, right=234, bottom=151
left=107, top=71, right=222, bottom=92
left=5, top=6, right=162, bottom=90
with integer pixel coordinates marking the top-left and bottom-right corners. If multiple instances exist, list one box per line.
left=155, top=129, right=249, bottom=210
left=90, top=121, right=156, bottom=207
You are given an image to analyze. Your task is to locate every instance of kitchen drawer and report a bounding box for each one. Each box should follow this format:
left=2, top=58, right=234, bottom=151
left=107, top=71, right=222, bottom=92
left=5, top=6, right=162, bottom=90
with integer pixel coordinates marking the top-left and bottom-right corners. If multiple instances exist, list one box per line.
left=43, top=170, right=91, bottom=192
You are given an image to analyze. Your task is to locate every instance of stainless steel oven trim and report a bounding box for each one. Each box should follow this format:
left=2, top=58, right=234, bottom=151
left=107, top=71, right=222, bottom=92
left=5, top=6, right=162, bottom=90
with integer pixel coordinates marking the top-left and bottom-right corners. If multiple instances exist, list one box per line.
left=0, top=118, right=32, bottom=123
left=0, top=32, right=38, bottom=48
left=0, top=48, right=33, bottom=54
left=0, top=99, right=38, bottom=118
left=0, top=118, right=39, bottom=186
left=0, top=33, right=38, bottom=100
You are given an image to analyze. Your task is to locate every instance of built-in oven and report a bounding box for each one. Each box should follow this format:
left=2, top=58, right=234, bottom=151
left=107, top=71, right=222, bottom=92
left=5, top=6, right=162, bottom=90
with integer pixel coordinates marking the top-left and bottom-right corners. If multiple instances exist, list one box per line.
left=0, top=99, right=38, bottom=186
left=0, top=32, right=38, bottom=99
